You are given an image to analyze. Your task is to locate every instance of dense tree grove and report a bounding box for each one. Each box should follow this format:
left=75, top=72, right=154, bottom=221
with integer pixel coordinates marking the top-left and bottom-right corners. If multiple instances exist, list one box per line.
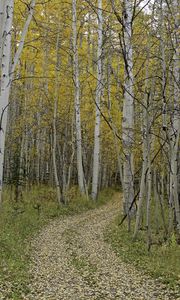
left=0, top=0, right=179, bottom=245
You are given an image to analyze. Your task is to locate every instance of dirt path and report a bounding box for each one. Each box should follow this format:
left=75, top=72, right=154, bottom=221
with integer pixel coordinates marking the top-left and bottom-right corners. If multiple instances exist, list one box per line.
left=25, top=193, right=179, bottom=300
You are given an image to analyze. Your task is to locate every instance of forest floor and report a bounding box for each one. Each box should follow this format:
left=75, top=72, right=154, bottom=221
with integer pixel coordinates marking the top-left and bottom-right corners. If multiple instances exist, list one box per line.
left=18, top=193, right=179, bottom=300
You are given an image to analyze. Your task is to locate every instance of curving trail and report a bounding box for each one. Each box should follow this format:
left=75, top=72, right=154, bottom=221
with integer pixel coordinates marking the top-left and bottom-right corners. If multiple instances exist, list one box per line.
left=25, top=193, right=179, bottom=300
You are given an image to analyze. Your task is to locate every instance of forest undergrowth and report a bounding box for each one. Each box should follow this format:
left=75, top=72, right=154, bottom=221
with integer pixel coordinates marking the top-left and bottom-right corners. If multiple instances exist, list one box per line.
left=105, top=199, right=180, bottom=292
left=0, top=187, right=180, bottom=298
left=0, top=186, right=114, bottom=299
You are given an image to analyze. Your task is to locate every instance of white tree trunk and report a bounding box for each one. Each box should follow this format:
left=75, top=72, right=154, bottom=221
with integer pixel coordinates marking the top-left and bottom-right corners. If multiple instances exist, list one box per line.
left=133, top=101, right=149, bottom=238
left=67, top=115, right=75, bottom=191
left=146, top=146, right=152, bottom=251
left=0, top=0, right=5, bottom=73
left=160, top=0, right=167, bottom=130
left=169, top=0, right=180, bottom=233
left=106, top=32, right=124, bottom=190
left=52, top=30, right=62, bottom=205
left=133, top=52, right=151, bottom=238
left=11, top=0, right=36, bottom=76
left=91, top=0, right=103, bottom=200
left=0, top=0, right=35, bottom=203
left=72, top=0, right=86, bottom=195
left=0, top=0, right=14, bottom=203
left=172, top=0, right=180, bottom=232
left=122, top=0, right=134, bottom=221
left=159, top=173, right=168, bottom=235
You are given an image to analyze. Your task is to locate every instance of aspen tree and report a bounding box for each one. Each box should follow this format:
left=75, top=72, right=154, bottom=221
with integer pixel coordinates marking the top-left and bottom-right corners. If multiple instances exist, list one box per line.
left=0, top=0, right=35, bottom=203
left=72, top=0, right=86, bottom=195
left=52, top=29, right=62, bottom=205
left=0, top=0, right=15, bottom=203
left=0, top=0, right=5, bottom=72
left=133, top=43, right=153, bottom=239
left=133, top=67, right=150, bottom=238
left=122, top=0, right=135, bottom=226
left=170, top=0, right=180, bottom=233
left=160, top=0, right=167, bottom=130
left=92, top=0, right=103, bottom=200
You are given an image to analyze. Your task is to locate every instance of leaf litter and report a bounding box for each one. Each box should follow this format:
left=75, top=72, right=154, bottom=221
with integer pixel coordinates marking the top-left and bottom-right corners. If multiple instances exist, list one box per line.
left=2, top=193, right=180, bottom=299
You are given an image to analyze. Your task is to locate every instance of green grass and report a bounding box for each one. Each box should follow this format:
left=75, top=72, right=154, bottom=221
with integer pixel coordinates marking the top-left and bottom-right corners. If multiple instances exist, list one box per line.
left=0, top=186, right=114, bottom=299
left=105, top=215, right=180, bottom=293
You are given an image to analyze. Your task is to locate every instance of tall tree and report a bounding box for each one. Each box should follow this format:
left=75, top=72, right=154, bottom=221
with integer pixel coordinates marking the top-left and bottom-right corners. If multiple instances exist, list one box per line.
left=92, top=0, right=103, bottom=200
left=0, top=0, right=15, bottom=203
left=121, top=0, right=135, bottom=226
left=52, top=28, right=63, bottom=205
left=169, top=0, right=180, bottom=233
left=0, top=0, right=35, bottom=203
left=72, top=0, right=86, bottom=195
left=0, top=0, right=5, bottom=70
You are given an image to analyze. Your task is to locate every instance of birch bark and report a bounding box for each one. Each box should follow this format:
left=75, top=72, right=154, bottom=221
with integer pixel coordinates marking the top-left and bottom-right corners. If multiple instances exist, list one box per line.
left=146, top=142, right=152, bottom=251
left=160, top=1, right=167, bottom=130
left=172, top=0, right=180, bottom=232
left=169, top=0, right=180, bottom=233
left=0, top=0, right=14, bottom=203
left=0, top=0, right=36, bottom=203
left=72, top=0, right=86, bottom=195
left=92, top=0, right=103, bottom=200
left=122, top=0, right=134, bottom=222
left=133, top=45, right=153, bottom=238
left=52, top=30, right=62, bottom=205
left=133, top=92, right=150, bottom=238
left=0, top=0, right=5, bottom=74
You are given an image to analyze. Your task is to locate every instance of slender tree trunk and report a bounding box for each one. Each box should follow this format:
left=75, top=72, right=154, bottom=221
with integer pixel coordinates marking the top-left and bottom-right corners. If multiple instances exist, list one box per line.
left=0, top=0, right=5, bottom=73
left=0, top=0, right=35, bottom=204
left=52, top=30, right=62, bottom=205
left=15, top=135, right=24, bottom=201
left=133, top=110, right=148, bottom=238
left=154, top=170, right=159, bottom=234
left=146, top=150, right=152, bottom=251
left=36, top=113, right=41, bottom=185
left=0, top=0, right=14, bottom=203
left=106, top=38, right=124, bottom=190
left=72, top=0, right=86, bottom=195
left=66, top=115, right=75, bottom=191
left=133, top=77, right=150, bottom=239
left=10, top=0, right=36, bottom=76
left=168, top=167, right=175, bottom=234
left=92, top=0, right=103, bottom=200
left=160, top=0, right=167, bottom=130
left=159, top=173, right=168, bottom=236
left=172, top=0, right=180, bottom=233
left=122, top=0, right=134, bottom=225
left=169, top=0, right=180, bottom=234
